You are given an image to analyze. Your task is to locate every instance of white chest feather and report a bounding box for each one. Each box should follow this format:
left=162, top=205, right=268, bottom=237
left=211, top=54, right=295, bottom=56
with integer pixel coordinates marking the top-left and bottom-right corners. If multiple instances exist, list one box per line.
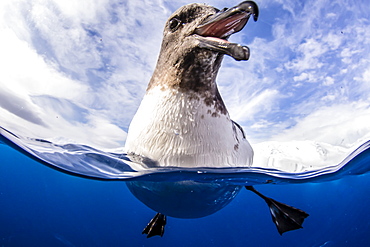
left=125, top=87, right=253, bottom=167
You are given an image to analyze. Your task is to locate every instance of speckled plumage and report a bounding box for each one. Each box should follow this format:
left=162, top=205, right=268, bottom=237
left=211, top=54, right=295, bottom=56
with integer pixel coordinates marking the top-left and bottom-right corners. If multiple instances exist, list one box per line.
left=125, top=3, right=254, bottom=168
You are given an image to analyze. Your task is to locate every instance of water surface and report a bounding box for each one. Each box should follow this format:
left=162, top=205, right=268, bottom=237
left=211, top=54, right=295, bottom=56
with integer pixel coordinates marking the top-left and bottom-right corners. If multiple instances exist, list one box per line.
left=1, top=127, right=369, bottom=186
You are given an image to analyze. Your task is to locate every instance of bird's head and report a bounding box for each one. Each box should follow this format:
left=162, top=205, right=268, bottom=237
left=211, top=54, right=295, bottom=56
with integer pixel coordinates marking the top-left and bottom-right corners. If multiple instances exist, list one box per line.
left=149, top=1, right=258, bottom=91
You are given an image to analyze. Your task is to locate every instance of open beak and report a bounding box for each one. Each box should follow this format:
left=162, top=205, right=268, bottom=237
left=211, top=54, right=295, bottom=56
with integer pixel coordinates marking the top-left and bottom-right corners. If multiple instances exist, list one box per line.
left=194, top=1, right=259, bottom=61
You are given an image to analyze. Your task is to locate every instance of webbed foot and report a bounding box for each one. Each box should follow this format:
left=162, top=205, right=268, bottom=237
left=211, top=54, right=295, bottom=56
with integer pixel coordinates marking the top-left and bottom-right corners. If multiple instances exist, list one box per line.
left=142, top=213, right=166, bottom=238
left=246, top=186, right=309, bottom=235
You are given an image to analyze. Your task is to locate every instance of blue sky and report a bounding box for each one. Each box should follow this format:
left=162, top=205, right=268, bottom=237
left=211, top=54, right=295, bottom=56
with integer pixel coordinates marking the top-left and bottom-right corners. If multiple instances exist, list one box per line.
left=0, top=0, right=369, bottom=152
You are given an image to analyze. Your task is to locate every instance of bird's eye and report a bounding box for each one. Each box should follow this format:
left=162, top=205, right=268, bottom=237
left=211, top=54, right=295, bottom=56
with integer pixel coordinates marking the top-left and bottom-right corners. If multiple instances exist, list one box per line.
left=168, top=18, right=181, bottom=31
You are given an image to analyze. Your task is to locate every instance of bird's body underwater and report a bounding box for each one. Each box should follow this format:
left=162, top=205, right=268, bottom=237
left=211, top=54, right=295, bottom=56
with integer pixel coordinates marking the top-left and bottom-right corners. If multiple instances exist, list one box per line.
left=124, top=1, right=309, bottom=238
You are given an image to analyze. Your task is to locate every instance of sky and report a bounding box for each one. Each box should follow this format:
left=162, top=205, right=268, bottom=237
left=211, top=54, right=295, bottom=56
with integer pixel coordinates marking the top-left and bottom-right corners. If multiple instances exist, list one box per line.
left=0, top=0, right=369, bottom=152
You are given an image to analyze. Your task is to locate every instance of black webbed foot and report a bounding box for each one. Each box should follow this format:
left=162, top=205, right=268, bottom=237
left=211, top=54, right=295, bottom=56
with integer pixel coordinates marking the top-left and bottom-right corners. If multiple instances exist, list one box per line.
left=142, top=213, right=167, bottom=238
left=246, top=186, right=309, bottom=235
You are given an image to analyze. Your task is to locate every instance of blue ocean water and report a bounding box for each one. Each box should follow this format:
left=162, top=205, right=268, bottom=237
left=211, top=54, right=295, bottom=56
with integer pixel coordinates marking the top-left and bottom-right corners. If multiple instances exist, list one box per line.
left=1, top=127, right=370, bottom=246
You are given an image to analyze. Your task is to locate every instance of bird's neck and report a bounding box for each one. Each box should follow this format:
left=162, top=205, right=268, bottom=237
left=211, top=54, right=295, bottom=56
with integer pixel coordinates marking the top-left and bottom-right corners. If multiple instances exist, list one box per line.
left=147, top=48, right=224, bottom=94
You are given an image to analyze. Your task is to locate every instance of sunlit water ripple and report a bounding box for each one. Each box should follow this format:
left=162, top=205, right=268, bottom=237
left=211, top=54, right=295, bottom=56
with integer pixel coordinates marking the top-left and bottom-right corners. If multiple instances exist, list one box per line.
left=1, top=126, right=370, bottom=185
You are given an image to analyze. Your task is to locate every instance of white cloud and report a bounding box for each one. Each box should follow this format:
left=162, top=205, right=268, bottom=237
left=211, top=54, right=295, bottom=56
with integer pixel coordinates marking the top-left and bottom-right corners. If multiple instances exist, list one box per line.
left=51, top=0, right=110, bottom=22
left=362, top=68, right=370, bottom=84
left=230, top=89, right=280, bottom=122
left=285, top=38, right=328, bottom=74
left=320, top=94, right=336, bottom=102
left=355, top=67, right=370, bottom=84
left=293, top=72, right=308, bottom=82
left=323, top=76, right=334, bottom=86
left=271, top=101, right=370, bottom=148
left=0, top=86, right=46, bottom=126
